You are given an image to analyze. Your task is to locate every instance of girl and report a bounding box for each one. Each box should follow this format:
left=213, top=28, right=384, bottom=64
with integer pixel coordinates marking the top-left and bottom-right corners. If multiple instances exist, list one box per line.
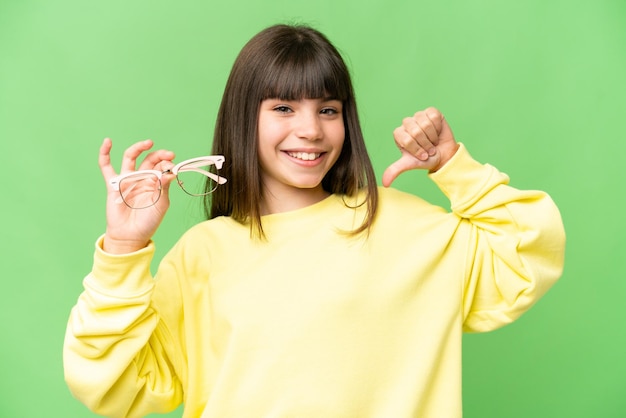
left=64, top=24, right=565, bottom=418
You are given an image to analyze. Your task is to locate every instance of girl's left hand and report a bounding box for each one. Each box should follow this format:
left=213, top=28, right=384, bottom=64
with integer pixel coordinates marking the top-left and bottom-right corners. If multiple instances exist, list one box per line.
left=382, top=107, right=460, bottom=187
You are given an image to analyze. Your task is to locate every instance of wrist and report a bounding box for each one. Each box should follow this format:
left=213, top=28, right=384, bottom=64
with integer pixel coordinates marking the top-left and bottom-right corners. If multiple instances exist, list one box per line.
left=102, top=235, right=149, bottom=254
left=429, top=142, right=460, bottom=173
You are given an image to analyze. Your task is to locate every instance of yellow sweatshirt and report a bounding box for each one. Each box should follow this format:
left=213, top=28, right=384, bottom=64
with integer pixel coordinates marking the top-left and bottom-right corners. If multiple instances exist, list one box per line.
left=64, top=144, right=565, bottom=418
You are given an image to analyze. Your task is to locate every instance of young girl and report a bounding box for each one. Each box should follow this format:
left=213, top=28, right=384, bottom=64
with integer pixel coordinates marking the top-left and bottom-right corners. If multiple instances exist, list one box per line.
left=64, top=24, right=565, bottom=418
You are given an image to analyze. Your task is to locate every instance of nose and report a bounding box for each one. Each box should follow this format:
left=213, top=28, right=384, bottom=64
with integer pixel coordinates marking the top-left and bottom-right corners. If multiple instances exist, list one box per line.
left=294, top=111, right=322, bottom=141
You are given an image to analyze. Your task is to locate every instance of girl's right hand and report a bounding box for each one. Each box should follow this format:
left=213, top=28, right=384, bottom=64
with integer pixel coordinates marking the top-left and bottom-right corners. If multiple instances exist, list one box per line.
left=98, top=138, right=176, bottom=254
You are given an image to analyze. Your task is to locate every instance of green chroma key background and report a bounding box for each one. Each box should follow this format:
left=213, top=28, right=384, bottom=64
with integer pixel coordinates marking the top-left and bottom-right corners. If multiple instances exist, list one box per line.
left=1, top=0, right=624, bottom=416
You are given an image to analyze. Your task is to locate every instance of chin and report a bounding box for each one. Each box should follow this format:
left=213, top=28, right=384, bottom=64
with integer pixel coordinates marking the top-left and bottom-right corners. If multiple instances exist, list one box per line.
left=290, top=181, right=326, bottom=191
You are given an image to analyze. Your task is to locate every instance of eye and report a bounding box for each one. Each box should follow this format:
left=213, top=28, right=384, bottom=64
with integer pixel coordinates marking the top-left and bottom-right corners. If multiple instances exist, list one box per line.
left=320, top=106, right=342, bottom=116
left=320, top=100, right=342, bottom=116
left=273, top=105, right=293, bottom=113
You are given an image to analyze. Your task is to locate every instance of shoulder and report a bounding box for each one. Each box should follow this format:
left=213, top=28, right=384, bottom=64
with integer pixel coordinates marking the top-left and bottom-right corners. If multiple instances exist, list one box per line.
left=371, top=186, right=452, bottom=231
left=376, top=186, right=444, bottom=214
left=164, top=216, right=247, bottom=258
left=179, top=216, right=248, bottom=244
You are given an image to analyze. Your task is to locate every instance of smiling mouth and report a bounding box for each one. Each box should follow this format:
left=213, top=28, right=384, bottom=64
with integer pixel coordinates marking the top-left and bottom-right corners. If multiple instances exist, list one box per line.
left=286, top=151, right=322, bottom=161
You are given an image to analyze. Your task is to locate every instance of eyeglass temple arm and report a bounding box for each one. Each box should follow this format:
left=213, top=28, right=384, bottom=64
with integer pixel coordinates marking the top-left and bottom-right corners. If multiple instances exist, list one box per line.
left=177, top=167, right=228, bottom=184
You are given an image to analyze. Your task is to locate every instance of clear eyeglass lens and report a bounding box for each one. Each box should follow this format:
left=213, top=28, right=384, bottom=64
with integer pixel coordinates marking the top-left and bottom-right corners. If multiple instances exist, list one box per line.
left=118, top=173, right=162, bottom=209
left=176, top=161, right=222, bottom=196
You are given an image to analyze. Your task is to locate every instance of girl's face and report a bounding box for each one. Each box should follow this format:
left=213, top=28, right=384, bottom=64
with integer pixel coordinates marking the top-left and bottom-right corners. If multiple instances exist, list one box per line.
left=257, top=97, right=345, bottom=213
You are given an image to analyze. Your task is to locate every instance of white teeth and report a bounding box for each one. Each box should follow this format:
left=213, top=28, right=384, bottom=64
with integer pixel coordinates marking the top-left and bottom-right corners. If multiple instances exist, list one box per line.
left=288, top=152, right=320, bottom=161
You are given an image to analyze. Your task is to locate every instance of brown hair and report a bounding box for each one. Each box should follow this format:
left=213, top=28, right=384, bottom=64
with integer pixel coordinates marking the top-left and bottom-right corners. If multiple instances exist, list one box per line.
left=206, top=24, right=378, bottom=238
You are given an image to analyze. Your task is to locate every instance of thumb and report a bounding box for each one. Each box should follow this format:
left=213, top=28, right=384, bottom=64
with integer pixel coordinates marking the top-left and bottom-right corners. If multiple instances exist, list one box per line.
left=160, top=162, right=177, bottom=192
left=382, top=154, right=426, bottom=187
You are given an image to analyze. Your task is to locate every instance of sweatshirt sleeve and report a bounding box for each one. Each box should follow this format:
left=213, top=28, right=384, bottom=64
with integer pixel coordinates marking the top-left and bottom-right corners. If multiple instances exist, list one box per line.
left=429, top=144, right=566, bottom=332
left=63, top=236, right=183, bottom=418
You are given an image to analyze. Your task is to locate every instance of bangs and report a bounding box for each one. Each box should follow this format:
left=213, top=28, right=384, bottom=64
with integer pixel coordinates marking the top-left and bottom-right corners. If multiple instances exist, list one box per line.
left=259, top=48, right=351, bottom=102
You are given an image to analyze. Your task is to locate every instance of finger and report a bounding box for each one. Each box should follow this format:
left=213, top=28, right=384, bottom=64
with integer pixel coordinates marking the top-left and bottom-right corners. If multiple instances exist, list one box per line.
left=394, top=125, right=430, bottom=161
left=98, top=138, right=117, bottom=180
left=433, top=112, right=455, bottom=144
left=161, top=176, right=176, bottom=193
left=382, top=153, right=424, bottom=187
left=423, top=107, right=444, bottom=134
left=412, top=111, right=439, bottom=155
left=137, top=150, right=176, bottom=172
left=156, top=158, right=177, bottom=191
left=120, top=139, right=155, bottom=173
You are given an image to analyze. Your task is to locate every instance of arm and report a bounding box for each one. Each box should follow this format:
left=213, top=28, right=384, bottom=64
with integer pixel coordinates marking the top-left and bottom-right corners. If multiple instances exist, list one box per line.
left=430, top=145, right=565, bottom=331
left=64, top=139, right=184, bottom=416
left=64, top=238, right=184, bottom=417
left=384, top=108, right=565, bottom=332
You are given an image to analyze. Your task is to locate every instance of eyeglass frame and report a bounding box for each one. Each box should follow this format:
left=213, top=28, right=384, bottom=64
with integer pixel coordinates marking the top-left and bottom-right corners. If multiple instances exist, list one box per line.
left=109, top=155, right=227, bottom=208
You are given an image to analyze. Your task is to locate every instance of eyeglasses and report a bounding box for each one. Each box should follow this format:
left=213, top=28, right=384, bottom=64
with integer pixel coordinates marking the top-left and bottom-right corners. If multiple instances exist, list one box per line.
left=109, top=155, right=227, bottom=209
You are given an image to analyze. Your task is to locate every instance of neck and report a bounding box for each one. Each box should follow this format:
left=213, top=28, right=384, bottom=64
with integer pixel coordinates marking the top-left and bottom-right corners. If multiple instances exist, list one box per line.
left=260, top=186, right=330, bottom=216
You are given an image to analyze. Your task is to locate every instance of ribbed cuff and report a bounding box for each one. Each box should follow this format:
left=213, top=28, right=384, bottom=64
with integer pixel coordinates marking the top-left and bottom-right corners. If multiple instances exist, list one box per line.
left=428, top=143, right=510, bottom=212
left=85, top=235, right=156, bottom=296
